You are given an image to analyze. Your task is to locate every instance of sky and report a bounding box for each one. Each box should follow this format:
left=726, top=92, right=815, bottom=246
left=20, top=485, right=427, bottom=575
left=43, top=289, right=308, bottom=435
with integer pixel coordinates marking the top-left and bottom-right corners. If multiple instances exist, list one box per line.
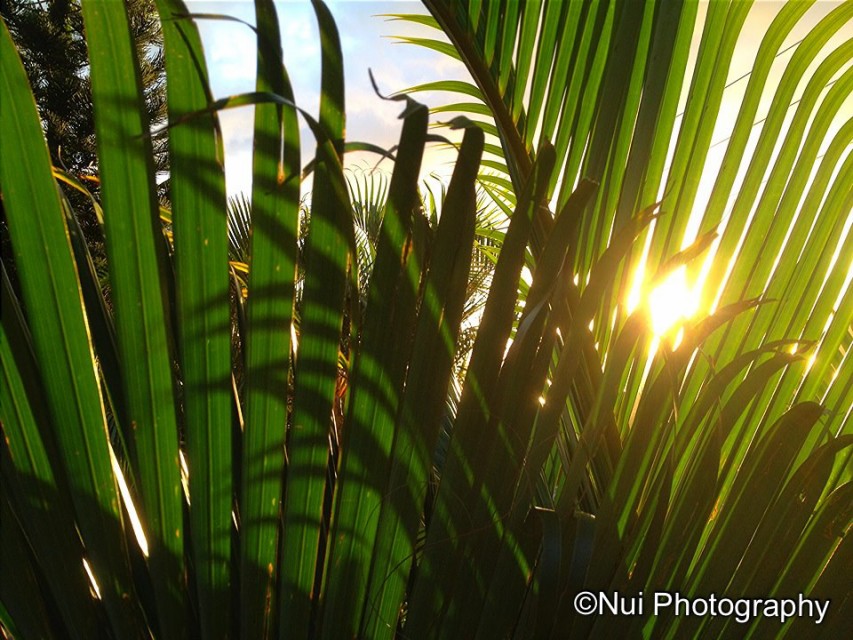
left=187, top=0, right=471, bottom=197
left=187, top=0, right=851, bottom=321
left=187, top=1, right=850, bottom=212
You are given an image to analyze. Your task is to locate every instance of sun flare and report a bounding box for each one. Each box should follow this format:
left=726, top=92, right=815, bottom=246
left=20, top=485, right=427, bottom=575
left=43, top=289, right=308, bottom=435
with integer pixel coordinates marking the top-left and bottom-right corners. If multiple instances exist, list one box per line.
left=647, top=266, right=700, bottom=337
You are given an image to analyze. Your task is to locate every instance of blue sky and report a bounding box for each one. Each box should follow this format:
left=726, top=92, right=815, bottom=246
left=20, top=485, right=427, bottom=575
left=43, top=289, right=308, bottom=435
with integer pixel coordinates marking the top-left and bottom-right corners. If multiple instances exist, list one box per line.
left=188, top=0, right=474, bottom=196
left=187, top=0, right=850, bottom=279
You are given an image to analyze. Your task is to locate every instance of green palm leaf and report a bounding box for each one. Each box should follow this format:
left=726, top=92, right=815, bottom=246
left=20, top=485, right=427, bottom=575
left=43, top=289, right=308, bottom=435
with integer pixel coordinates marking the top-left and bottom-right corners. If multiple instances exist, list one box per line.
left=1, top=16, right=145, bottom=636
left=391, top=1, right=852, bottom=636
left=2, top=1, right=849, bottom=638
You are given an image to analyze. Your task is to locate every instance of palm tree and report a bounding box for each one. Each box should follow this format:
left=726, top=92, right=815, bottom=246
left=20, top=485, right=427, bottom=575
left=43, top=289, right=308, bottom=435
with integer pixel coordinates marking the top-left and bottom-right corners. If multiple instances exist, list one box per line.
left=379, top=1, right=852, bottom=638
left=0, top=1, right=849, bottom=639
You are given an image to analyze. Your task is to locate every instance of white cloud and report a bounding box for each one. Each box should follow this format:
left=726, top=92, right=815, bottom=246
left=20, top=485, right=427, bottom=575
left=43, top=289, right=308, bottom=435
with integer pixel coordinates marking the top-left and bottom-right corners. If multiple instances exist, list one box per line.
left=188, top=0, right=478, bottom=196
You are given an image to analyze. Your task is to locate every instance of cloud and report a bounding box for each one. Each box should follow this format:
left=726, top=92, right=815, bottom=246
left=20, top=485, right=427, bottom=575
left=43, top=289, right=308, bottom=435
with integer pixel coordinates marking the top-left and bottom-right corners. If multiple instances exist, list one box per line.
left=187, top=0, right=479, bottom=196
left=217, top=106, right=255, bottom=196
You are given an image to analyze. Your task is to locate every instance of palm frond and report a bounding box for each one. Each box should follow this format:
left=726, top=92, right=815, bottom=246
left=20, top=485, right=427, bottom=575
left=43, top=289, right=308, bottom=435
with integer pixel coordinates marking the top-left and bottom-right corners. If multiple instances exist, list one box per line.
left=1, top=1, right=849, bottom=639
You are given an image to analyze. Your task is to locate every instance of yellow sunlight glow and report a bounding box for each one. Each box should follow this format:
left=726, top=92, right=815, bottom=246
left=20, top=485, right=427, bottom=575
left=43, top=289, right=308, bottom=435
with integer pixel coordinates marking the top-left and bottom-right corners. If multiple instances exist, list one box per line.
left=647, top=266, right=699, bottom=337
left=110, top=445, right=150, bottom=558
left=82, top=558, right=102, bottom=600
left=180, top=450, right=191, bottom=505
